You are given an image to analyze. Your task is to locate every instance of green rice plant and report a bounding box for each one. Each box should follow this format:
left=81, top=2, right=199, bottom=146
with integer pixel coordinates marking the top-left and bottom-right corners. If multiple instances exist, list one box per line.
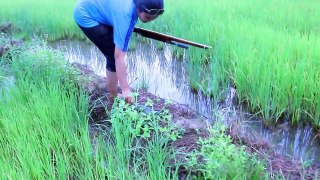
left=0, top=41, right=102, bottom=178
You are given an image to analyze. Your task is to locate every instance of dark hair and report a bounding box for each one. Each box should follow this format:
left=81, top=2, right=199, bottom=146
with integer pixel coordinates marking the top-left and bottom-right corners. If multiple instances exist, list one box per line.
left=134, top=0, right=164, bottom=13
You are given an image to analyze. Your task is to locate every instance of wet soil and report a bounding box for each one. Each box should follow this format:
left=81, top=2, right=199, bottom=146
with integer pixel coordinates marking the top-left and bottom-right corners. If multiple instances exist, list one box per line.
left=74, top=63, right=320, bottom=179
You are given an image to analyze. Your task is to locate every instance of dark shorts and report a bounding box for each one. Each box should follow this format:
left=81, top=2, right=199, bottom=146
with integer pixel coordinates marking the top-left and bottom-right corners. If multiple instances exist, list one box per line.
left=78, top=23, right=116, bottom=72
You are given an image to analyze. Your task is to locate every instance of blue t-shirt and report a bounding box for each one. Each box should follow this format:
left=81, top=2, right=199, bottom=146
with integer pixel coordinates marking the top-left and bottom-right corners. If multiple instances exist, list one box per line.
left=74, top=0, right=138, bottom=52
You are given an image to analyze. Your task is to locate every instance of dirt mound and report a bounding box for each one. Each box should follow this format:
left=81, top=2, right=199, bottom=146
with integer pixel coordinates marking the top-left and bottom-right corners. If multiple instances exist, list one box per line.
left=229, top=122, right=320, bottom=179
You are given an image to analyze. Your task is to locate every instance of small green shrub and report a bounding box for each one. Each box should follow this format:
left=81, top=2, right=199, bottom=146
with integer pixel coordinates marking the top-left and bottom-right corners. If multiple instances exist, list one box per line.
left=185, top=123, right=265, bottom=179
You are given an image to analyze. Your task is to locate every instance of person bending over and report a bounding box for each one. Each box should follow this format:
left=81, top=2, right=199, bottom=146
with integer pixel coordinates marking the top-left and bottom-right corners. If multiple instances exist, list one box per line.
left=74, top=0, right=164, bottom=104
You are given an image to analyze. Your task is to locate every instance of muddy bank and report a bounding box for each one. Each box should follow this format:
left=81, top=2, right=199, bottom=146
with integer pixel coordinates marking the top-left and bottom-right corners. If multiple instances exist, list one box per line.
left=0, top=23, right=23, bottom=58
left=74, top=63, right=319, bottom=179
left=229, top=123, right=320, bottom=179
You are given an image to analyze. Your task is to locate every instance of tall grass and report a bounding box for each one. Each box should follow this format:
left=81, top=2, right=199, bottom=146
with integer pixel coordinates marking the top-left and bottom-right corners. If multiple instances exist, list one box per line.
left=1, top=0, right=319, bottom=126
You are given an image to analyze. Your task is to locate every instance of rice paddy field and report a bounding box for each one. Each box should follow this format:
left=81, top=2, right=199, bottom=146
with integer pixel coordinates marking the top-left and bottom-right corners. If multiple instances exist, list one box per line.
left=0, top=0, right=320, bottom=178
left=1, top=0, right=319, bottom=127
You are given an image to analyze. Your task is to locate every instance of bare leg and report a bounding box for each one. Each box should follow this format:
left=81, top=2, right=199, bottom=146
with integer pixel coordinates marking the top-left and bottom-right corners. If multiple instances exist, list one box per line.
left=106, top=70, right=118, bottom=99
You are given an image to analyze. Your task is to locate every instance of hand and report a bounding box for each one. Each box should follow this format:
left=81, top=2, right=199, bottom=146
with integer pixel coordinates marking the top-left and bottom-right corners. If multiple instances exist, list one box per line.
left=119, top=89, right=134, bottom=104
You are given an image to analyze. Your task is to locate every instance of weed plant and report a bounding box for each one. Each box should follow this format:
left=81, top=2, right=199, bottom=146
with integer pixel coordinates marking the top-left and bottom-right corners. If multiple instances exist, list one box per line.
left=143, top=100, right=266, bottom=179
left=98, top=98, right=182, bottom=179
left=185, top=122, right=265, bottom=179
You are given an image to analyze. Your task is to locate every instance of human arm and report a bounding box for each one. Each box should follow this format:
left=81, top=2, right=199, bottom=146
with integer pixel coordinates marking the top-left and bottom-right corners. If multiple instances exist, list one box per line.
left=114, top=46, right=133, bottom=104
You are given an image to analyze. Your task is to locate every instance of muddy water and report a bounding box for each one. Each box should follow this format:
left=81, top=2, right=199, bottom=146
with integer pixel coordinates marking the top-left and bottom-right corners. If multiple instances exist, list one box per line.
left=50, top=40, right=320, bottom=163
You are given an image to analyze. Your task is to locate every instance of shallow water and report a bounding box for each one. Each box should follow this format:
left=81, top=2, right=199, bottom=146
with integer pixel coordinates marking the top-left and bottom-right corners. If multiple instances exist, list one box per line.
left=50, top=40, right=320, bottom=163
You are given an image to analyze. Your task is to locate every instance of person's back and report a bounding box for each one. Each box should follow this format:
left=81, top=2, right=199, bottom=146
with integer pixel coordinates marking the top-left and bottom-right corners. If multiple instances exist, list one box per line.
left=74, top=0, right=138, bottom=52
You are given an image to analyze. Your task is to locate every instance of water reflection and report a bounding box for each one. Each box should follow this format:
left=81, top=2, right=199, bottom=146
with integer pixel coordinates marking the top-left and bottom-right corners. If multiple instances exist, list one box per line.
left=51, top=40, right=216, bottom=118
left=248, top=121, right=320, bottom=162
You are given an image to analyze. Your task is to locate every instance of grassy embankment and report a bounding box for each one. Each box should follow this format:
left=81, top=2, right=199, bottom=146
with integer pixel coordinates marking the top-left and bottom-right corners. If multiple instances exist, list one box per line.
left=1, top=0, right=319, bottom=127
